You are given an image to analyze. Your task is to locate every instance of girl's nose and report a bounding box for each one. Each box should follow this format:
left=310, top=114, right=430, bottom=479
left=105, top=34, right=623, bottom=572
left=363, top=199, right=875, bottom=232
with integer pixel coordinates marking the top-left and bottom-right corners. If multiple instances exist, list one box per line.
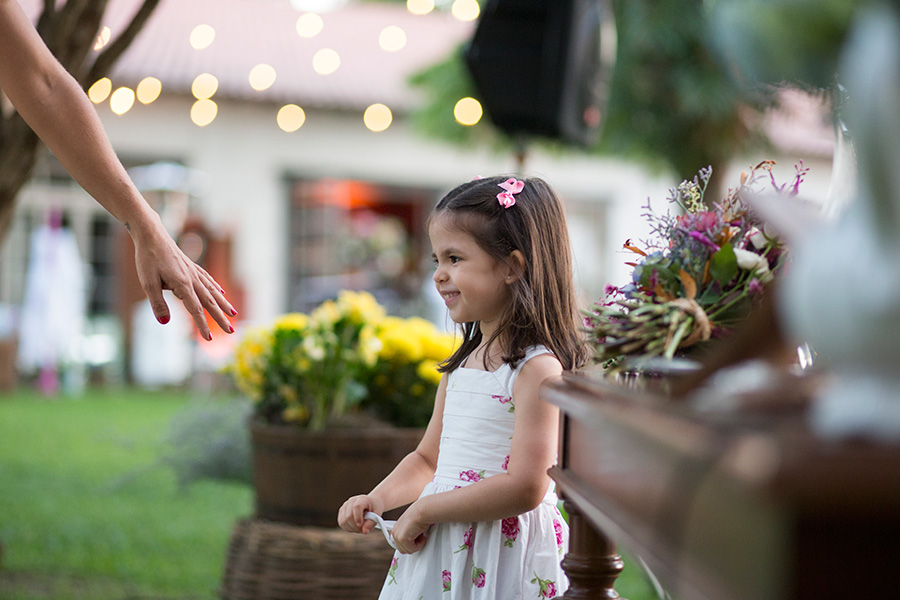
left=433, top=265, right=446, bottom=284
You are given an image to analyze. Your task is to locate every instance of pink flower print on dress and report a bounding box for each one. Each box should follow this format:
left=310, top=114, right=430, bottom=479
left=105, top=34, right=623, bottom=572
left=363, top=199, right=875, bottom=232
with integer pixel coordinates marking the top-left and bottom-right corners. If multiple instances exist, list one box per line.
left=501, top=454, right=510, bottom=471
left=553, top=519, right=564, bottom=546
left=454, top=526, right=474, bottom=553
left=387, top=557, right=399, bottom=585
left=472, top=565, right=487, bottom=588
left=442, top=569, right=452, bottom=592
left=531, top=573, right=557, bottom=598
left=501, top=516, right=519, bottom=548
left=459, top=469, right=485, bottom=482
left=492, top=394, right=515, bottom=413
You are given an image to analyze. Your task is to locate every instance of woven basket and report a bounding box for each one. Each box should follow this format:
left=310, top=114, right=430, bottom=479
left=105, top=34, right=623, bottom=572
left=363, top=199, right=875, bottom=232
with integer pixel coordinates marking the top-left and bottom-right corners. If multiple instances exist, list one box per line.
left=220, top=518, right=395, bottom=600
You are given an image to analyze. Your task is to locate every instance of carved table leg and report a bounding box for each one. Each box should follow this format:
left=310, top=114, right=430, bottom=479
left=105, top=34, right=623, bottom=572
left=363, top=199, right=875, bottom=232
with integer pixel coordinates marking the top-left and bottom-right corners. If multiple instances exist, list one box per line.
left=559, top=498, right=625, bottom=599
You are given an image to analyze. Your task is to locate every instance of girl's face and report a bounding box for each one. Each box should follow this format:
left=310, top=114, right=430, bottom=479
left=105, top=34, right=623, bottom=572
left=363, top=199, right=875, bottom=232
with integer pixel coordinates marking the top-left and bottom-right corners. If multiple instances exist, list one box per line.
left=429, top=215, right=513, bottom=337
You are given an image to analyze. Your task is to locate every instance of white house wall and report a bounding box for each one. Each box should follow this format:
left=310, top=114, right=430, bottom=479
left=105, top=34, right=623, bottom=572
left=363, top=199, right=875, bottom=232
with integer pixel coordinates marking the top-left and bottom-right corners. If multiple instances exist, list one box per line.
left=96, top=92, right=672, bottom=326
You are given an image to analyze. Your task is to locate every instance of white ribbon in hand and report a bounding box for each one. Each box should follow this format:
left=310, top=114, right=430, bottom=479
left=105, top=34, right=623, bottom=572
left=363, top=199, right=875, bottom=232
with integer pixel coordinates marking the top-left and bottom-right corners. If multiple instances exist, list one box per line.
left=364, top=511, right=398, bottom=549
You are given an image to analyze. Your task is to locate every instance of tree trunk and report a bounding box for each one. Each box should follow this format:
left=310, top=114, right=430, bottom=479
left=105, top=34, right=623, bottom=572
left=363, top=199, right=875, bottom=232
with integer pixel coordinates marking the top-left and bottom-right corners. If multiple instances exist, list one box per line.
left=0, top=0, right=160, bottom=245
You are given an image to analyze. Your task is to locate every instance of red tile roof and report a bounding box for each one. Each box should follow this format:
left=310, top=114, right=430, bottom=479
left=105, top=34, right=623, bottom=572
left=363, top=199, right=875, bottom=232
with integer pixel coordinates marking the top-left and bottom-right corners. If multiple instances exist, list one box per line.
left=25, top=0, right=474, bottom=111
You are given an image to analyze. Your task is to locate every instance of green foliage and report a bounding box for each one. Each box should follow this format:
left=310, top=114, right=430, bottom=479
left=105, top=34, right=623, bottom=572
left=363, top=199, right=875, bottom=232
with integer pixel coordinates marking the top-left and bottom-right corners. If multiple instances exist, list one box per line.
left=596, top=0, right=776, bottom=185
left=710, top=243, right=738, bottom=285
left=408, top=46, right=508, bottom=149
left=708, top=0, right=864, bottom=89
left=0, top=387, right=252, bottom=599
left=159, top=396, right=253, bottom=490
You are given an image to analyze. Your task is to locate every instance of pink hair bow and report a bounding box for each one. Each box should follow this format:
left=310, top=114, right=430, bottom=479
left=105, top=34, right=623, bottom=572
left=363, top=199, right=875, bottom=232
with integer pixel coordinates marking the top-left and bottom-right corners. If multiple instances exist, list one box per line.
left=497, top=178, right=524, bottom=208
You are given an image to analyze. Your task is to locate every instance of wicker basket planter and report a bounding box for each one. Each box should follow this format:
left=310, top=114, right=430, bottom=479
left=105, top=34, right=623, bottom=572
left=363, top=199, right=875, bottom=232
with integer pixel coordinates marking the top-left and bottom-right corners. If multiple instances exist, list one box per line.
left=250, top=422, right=424, bottom=527
left=221, top=518, right=395, bottom=600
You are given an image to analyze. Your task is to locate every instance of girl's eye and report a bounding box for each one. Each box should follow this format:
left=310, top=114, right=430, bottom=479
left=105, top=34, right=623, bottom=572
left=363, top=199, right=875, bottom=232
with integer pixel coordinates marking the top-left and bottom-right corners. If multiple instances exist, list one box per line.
left=449, top=255, right=461, bottom=264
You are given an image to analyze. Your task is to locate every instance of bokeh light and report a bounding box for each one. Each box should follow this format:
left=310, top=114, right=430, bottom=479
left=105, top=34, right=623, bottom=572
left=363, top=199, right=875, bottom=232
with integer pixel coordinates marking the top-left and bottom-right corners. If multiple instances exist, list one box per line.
left=453, top=97, right=483, bottom=125
left=88, top=78, right=112, bottom=103
left=94, top=26, right=111, bottom=50
left=312, top=49, right=341, bottom=75
left=451, top=0, right=480, bottom=21
left=363, top=103, right=392, bottom=132
left=277, top=104, right=307, bottom=132
left=136, top=77, right=162, bottom=104
left=110, top=87, right=135, bottom=115
left=407, top=0, right=434, bottom=15
left=249, top=64, right=277, bottom=91
left=296, top=13, right=324, bottom=37
left=192, top=73, right=219, bottom=100
left=379, top=26, right=407, bottom=52
left=190, top=24, right=216, bottom=49
left=191, top=99, right=218, bottom=126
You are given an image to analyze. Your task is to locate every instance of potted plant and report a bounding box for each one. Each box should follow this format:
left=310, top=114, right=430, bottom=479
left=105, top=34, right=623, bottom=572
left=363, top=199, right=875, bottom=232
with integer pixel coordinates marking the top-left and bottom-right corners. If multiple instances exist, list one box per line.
left=227, top=290, right=456, bottom=527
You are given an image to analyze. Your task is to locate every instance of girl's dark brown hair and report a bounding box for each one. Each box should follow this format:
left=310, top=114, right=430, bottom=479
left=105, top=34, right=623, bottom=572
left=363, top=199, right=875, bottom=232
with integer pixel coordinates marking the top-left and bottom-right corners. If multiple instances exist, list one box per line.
left=429, top=176, right=589, bottom=372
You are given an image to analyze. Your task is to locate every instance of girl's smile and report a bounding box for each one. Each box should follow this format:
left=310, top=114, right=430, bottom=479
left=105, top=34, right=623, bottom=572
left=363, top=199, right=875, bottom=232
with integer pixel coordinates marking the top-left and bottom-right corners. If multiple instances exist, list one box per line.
left=429, top=216, right=514, bottom=337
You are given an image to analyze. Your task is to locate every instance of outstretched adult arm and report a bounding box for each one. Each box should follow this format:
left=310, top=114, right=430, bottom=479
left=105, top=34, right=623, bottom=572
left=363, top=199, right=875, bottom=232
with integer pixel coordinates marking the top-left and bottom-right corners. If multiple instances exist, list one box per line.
left=0, top=0, right=236, bottom=339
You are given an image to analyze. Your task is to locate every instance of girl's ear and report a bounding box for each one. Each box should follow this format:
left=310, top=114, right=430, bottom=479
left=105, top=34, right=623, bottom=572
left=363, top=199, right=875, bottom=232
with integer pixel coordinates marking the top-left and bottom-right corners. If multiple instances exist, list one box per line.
left=504, top=250, right=526, bottom=284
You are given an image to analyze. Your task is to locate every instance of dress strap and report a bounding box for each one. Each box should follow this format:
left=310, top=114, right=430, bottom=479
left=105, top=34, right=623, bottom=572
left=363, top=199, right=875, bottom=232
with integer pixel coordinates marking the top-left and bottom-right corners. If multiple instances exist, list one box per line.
left=509, top=345, right=553, bottom=391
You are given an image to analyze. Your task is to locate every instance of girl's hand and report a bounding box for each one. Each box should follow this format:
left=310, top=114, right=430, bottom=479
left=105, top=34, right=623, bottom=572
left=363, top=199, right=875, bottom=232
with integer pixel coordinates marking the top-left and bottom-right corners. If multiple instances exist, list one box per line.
left=390, top=501, right=431, bottom=555
left=338, top=494, right=384, bottom=534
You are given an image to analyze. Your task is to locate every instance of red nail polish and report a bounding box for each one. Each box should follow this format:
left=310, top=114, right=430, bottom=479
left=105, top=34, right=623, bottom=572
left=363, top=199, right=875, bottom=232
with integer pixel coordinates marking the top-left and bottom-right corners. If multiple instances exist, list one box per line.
left=228, top=325, right=235, bottom=333
left=230, top=308, right=238, bottom=316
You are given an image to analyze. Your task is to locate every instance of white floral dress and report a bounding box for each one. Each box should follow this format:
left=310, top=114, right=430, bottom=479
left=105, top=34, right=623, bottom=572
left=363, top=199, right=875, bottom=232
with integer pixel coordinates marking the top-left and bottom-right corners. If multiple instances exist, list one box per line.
left=378, top=346, right=568, bottom=600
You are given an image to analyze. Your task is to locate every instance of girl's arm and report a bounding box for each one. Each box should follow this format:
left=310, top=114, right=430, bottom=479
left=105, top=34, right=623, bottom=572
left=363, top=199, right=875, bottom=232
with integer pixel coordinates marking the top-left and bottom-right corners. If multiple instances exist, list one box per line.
left=337, top=373, right=447, bottom=534
left=390, top=354, right=563, bottom=554
left=0, top=0, right=235, bottom=339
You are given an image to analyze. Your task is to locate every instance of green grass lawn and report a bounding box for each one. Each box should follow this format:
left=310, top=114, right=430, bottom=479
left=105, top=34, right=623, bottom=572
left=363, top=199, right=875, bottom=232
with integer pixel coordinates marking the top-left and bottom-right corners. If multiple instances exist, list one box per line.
left=0, top=385, right=658, bottom=600
left=0, top=386, right=253, bottom=600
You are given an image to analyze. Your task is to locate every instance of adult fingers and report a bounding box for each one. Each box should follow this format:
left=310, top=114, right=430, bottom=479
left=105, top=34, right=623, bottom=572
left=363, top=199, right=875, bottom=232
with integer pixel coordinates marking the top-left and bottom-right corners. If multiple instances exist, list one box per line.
left=191, top=272, right=235, bottom=336
left=142, top=270, right=172, bottom=325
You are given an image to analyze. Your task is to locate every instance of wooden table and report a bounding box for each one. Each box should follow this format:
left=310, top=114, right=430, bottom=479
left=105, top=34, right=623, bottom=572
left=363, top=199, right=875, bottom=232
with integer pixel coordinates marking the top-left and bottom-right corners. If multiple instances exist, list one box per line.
left=543, top=371, right=900, bottom=600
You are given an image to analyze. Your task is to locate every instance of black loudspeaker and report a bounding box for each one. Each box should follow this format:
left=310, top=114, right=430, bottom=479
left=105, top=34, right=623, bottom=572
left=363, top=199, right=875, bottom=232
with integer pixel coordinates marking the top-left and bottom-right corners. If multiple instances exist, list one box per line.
left=464, top=0, right=612, bottom=146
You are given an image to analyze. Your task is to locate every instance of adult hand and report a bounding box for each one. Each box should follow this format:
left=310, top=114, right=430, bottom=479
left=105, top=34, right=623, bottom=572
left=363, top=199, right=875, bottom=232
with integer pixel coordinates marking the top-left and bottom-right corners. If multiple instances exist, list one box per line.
left=132, top=220, right=236, bottom=340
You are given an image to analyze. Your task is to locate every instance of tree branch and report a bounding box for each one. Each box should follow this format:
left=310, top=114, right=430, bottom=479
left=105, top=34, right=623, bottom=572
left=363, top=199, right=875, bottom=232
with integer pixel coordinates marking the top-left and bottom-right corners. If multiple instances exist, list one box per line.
left=54, top=0, right=107, bottom=72
left=85, top=0, right=161, bottom=86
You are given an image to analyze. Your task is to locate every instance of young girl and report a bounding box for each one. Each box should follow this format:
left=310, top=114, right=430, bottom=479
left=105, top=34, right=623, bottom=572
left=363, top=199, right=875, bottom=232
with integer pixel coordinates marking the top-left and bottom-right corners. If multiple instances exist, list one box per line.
left=338, top=175, right=588, bottom=599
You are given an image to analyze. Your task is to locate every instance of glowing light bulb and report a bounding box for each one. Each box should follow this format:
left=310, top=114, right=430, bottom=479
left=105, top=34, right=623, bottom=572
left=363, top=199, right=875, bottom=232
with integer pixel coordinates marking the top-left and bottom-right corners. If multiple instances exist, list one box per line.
left=88, top=78, right=112, bottom=103
left=312, top=49, right=340, bottom=75
left=296, top=13, right=324, bottom=37
left=136, top=77, right=162, bottom=104
left=190, top=24, right=216, bottom=49
left=191, top=99, right=218, bottom=127
left=192, top=73, right=218, bottom=100
left=109, top=87, right=135, bottom=115
left=407, top=0, right=434, bottom=15
left=94, top=26, right=111, bottom=50
left=451, top=0, right=480, bottom=21
left=277, top=104, right=307, bottom=132
left=364, top=103, right=392, bottom=132
left=379, top=26, right=407, bottom=52
left=249, top=64, right=277, bottom=91
left=454, top=97, right=483, bottom=126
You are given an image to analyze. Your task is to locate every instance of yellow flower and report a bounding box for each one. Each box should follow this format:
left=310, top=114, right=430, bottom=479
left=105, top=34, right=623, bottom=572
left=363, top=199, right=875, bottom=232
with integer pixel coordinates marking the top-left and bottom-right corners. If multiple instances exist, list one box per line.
left=336, top=289, right=385, bottom=325
left=282, top=404, right=309, bottom=424
left=274, top=312, right=308, bottom=332
left=310, top=299, right=341, bottom=328
left=416, top=360, right=443, bottom=385
left=359, top=325, right=383, bottom=366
